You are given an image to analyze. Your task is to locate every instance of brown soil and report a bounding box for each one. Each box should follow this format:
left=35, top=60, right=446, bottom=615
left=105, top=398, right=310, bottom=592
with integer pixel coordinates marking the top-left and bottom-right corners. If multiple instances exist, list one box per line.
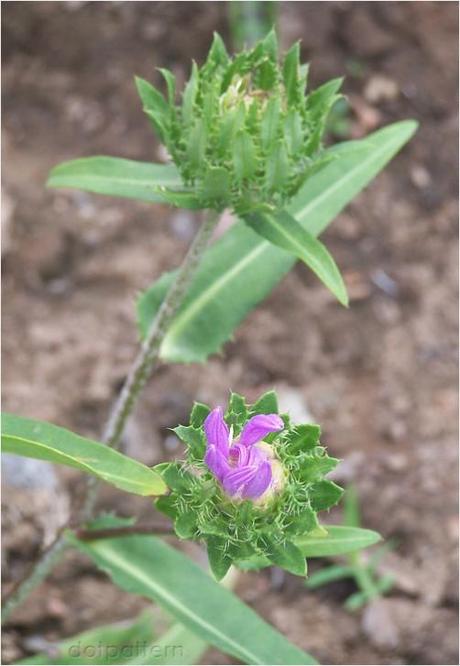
left=2, top=2, right=458, bottom=665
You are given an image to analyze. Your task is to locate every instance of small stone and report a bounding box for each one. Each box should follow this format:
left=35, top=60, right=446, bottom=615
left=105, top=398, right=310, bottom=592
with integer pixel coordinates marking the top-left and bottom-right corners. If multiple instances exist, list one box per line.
left=364, top=75, right=399, bottom=103
left=276, top=386, right=314, bottom=424
left=410, top=165, right=432, bottom=189
left=362, top=599, right=399, bottom=649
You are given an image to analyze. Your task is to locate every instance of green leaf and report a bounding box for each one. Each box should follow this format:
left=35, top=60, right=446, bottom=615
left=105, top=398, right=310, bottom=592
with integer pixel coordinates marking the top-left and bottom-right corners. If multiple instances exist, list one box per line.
left=137, top=121, right=418, bottom=362
left=135, top=76, right=169, bottom=117
left=285, top=507, right=319, bottom=537
left=283, top=42, right=301, bottom=105
left=182, top=62, right=199, bottom=126
left=207, top=536, right=232, bottom=581
left=158, top=68, right=176, bottom=106
left=141, top=621, right=208, bottom=665
left=200, top=166, right=230, bottom=206
left=295, top=525, right=381, bottom=557
left=244, top=208, right=348, bottom=306
left=261, top=28, right=278, bottom=62
left=299, top=454, right=340, bottom=483
left=284, top=110, right=304, bottom=155
left=186, top=119, right=207, bottom=170
left=265, top=143, right=290, bottom=192
left=175, top=511, right=198, bottom=539
left=309, top=479, right=343, bottom=511
left=69, top=532, right=316, bottom=665
left=156, top=189, right=202, bottom=210
left=285, top=424, right=321, bottom=454
left=189, top=402, right=211, bottom=428
left=305, top=564, right=355, bottom=590
left=135, top=76, right=170, bottom=142
left=226, top=392, right=248, bottom=431
left=306, top=78, right=343, bottom=122
left=263, top=538, right=307, bottom=576
left=344, top=574, right=394, bottom=611
left=233, top=131, right=257, bottom=181
left=154, top=462, right=194, bottom=493
left=155, top=495, right=178, bottom=521
left=206, top=32, right=230, bottom=69
left=250, top=390, right=278, bottom=415
left=46, top=157, right=200, bottom=207
left=1, top=413, right=167, bottom=497
left=173, top=425, right=206, bottom=459
left=260, top=96, right=281, bottom=150
left=15, top=610, right=155, bottom=665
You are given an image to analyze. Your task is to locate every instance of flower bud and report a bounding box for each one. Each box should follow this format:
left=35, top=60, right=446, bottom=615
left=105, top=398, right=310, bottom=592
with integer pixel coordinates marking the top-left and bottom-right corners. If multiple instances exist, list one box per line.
left=137, top=31, right=343, bottom=213
left=154, top=391, right=344, bottom=581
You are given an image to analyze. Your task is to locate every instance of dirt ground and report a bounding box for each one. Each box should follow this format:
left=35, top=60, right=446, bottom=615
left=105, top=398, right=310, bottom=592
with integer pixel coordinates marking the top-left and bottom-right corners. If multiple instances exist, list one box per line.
left=2, top=2, right=458, bottom=665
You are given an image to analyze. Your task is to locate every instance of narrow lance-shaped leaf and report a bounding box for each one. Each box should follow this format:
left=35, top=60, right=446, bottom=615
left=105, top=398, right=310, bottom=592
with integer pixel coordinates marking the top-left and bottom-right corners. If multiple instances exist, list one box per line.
left=158, top=68, right=176, bottom=106
left=244, top=208, right=348, bottom=306
left=15, top=610, right=155, bottom=665
left=283, top=42, right=301, bottom=105
left=138, top=622, right=208, bottom=666
left=296, top=525, right=381, bottom=557
left=135, top=76, right=170, bottom=143
left=137, top=121, right=417, bottom=361
left=69, top=532, right=317, bottom=665
left=237, top=525, right=382, bottom=571
left=1, top=413, right=167, bottom=497
left=47, top=156, right=200, bottom=208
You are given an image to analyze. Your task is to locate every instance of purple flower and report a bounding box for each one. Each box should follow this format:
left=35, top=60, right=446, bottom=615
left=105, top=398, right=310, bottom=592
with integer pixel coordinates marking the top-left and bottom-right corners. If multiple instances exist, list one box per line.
left=204, top=407, right=284, bottom=501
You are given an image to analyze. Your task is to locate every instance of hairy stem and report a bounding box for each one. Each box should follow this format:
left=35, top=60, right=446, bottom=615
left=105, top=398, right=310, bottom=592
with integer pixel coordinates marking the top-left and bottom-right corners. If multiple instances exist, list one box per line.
left=1, top=532, right=68, bottom=623
left=1, top=209, right=220, bottom=624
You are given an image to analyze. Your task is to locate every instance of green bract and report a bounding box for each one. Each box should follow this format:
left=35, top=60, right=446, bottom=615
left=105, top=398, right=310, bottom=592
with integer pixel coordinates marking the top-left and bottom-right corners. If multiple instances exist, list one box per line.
left=154, top=391, right=343, bottom=580
left=136, top=31, right=342, bottom=213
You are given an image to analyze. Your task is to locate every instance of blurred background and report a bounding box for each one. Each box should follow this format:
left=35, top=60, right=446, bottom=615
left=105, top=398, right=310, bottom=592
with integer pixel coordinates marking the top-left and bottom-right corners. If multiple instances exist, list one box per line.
left=2, top=2, right=458, bottom=664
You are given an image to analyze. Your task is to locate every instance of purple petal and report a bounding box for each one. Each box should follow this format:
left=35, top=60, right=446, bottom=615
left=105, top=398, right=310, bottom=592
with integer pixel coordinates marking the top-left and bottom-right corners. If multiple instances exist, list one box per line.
left=229, top=443, right=250, bottom=466
left=222, top=466, right=257, bottom=497
left=204, top=407, right=230, bottom=456
left=239, top=414, right=284, bottom=447
left=241, top=461, right=272, bottom=499
left=204, top=444, right=230, bottom=482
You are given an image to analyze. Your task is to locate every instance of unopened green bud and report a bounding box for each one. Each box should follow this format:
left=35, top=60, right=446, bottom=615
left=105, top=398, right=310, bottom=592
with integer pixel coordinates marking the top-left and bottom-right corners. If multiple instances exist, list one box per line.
left=136, top=31, right=343, bottom=214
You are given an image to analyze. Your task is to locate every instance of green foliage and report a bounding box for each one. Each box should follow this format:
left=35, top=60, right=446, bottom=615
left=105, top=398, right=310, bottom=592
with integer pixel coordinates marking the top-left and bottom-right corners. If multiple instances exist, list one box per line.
left=16, top=610, right=207, bottom=666
left=304, top=487, right=394, bottom=610
left=133, top=31, right=343, bottom=212
left=155, top=391, right=345, bottom=580
left=244, top=207, right=348, bottom=305
left=16, top=610, right=155, bottom=665
left=137, top=121, right=418, bottom=363
left=47, top=157, right=200, bottom=209
left=296, top=525, right=381, bottom=557
left=1, top=413, right=166, bottom=497
left=69, top=531, right=316, bottom=665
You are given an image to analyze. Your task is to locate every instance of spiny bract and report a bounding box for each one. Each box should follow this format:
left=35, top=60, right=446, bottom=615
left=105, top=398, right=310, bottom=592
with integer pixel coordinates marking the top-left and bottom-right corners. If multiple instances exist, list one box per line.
left=154, top=390, right=343, bottom=580
left=136, top=31, right=343, bottom=214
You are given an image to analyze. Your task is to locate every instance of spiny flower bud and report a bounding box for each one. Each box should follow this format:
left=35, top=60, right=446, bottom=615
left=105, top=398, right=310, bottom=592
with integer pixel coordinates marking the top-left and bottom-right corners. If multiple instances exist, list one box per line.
left=136, top=31, right=343, bottom=214
left=154, top=391, right=343, bottom=580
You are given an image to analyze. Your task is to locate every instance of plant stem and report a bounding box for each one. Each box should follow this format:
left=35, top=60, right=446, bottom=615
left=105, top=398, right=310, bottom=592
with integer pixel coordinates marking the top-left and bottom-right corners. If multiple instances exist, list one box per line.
left=83, top=207, right=219, bottom=518
left=1, top=209, right=220, bottom=624
left=1, top=531, right=68, bottom=623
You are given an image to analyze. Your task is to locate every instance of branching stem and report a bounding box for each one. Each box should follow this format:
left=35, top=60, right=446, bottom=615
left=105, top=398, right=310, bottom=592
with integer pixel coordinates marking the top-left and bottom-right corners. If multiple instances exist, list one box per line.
left=1, top=209, right=220, bottom=624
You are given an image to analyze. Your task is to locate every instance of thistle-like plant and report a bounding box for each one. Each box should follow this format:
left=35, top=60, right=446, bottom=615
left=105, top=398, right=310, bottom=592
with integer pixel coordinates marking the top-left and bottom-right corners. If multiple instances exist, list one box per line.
left=132, top=30, right=349, bottom=307
left=3, top=26, right=416, bottom=665
left=155, top=391, right=343, bottom=580
left=138, top=31, right=341, bottom=214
